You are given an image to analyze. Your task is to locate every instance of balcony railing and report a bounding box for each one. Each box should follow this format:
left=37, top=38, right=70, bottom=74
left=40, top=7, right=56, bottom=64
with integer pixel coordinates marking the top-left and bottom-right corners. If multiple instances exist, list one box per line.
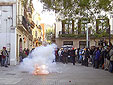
left=59, top=31, right=112, bottom=38
left=18, top=15, right=32, bottom=34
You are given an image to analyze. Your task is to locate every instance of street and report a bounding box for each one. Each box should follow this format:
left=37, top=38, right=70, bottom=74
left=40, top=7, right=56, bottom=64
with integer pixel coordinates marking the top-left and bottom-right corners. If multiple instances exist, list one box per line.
left=0, top=63, right=113, bottom=85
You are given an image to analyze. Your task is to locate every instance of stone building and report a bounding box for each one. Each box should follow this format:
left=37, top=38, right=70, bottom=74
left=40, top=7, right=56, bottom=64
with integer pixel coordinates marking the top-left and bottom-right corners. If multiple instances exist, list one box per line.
left=55, top=15, right=113, bottom=49
left=0, top=0, right=34, bottom=65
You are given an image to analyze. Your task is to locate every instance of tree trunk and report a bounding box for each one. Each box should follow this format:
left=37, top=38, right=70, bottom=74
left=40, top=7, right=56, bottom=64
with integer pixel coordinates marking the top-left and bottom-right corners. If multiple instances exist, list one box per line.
left=72, top=20, right=74, bottom=34
left=78, top=19, right=81, bottom=34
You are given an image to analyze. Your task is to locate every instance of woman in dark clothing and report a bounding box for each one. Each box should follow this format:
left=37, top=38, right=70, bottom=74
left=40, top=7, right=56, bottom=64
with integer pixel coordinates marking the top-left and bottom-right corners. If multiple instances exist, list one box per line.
left=70, top=48, right=76, bottom=65
left=62, top=49, right=68, bottom=64
left=77, top=48, right=80, bottom=62
left=85, top=48, right=90, bottom=67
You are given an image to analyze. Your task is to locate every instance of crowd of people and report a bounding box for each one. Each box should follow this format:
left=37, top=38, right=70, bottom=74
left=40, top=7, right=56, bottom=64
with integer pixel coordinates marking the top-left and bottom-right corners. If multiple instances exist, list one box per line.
left=19, top=48, right=30, bottom=62
left=55, top=45, right=113, bottom=73
left=0, top=45, right=113, bottom=73
left=0, top=47, right=30, bottom=67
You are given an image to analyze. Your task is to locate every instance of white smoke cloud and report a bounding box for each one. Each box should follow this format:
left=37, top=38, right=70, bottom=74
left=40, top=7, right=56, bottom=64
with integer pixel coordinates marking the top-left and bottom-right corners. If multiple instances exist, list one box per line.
left=19, top=44, right=59, bottom=74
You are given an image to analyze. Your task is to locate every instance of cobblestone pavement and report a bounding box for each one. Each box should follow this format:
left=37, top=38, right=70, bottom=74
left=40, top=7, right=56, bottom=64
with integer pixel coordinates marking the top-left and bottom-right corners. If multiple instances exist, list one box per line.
left=0, top=63, right=113, bottom=85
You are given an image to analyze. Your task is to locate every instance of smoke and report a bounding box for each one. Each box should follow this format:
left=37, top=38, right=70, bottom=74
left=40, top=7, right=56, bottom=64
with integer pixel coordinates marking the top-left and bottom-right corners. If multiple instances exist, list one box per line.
left=19, top=44, right=59, bottom=74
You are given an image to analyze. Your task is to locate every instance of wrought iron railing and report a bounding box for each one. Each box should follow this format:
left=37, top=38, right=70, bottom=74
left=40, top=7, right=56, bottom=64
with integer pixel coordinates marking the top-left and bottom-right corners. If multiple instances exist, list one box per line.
left=18, top=15, right=32, bottom=34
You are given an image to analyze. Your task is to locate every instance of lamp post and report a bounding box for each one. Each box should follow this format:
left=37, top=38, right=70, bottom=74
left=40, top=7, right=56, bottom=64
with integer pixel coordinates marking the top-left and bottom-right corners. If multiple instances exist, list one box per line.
left=86, top=23, right=88, bottom=48
left=82, top=19, right=89, bottom=48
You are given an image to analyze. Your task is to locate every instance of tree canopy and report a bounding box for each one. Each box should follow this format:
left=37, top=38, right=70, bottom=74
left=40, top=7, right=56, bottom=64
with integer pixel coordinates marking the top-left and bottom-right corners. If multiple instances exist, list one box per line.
left=40, top=0, right=113, bottom=20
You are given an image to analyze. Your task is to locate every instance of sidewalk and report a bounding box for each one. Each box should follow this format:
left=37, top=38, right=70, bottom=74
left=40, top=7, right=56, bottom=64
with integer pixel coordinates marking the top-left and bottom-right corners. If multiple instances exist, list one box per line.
left=0, top=63, right=113, bottom=85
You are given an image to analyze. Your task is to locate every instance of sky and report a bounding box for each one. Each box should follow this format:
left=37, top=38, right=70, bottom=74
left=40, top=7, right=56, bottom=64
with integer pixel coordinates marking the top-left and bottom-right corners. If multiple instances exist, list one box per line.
left=32, top=0, right=56, bottom=26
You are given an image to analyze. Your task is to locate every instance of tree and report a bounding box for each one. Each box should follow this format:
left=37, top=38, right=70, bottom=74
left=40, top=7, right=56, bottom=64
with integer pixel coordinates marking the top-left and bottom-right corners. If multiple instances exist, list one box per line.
left=40, top=0, right=113, bottom=37
left=41, top=0, right=112, bottom=18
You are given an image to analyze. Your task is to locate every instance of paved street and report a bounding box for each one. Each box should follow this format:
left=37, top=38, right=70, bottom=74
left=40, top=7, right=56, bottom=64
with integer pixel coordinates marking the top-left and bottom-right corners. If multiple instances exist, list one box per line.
left=0, top=63, right=113, bottom=85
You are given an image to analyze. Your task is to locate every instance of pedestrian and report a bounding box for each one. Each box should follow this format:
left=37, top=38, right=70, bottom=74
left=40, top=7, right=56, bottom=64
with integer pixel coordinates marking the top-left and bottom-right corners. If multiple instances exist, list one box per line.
left=100, top=47, right=105, bottom=69
left=62, top=49, right=68, bottom=64
left=79, top=49, right=83, bottom=63
left=55, top=48, right=59, bottom=62
left=70, top=48, right=76, bottom=65
left=19, top=51, right=23, bottom=62
left=84, top=48, right=90, bottom=67
left=58, top=49, right=62, bottom=62
left=26, top=48, right=29, bottom=55
left=94, top=47, right=100, bottom=69
left=23, top=48, right=27, bottom=59
left=1, top=47, right=8, bottom=67
left=109, top=46, right=113, bottom=73
left=92, top=47, right=96, bottom=67
left=77, top=48, right=80, bottom=62
left=104, top=46, right=110, bottom=71
left=81, top=48, right=85, bottom=65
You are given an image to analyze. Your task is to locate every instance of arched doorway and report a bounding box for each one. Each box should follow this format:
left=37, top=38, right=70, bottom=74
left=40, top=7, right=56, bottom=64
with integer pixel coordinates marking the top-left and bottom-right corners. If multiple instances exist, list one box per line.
left=19, top=38, right=22, bottom=52
left=19, top=38, right=22, bottom=62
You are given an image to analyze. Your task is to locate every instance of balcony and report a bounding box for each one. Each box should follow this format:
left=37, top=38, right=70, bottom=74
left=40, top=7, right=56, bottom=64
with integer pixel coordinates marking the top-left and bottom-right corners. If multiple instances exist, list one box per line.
left=18, top=15, right=32, bottom=34
left=58, top=31, right=112, bottom=39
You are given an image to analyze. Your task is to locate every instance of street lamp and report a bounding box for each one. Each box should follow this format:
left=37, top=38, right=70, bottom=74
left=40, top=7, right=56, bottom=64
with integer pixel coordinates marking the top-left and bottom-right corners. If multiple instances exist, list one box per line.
left=86, top=24, right=88, bottom=48
left=82, top=19, right=89, bottom=48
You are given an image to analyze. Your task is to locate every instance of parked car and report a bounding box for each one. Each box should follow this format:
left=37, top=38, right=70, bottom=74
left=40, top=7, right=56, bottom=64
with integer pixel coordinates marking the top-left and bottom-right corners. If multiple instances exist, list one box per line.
left=61, top=45, right=73, bottom=50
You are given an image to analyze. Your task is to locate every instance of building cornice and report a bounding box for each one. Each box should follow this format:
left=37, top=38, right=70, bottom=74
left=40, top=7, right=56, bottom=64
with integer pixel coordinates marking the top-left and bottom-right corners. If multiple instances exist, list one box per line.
left=0, top=2, right=16, bottom=6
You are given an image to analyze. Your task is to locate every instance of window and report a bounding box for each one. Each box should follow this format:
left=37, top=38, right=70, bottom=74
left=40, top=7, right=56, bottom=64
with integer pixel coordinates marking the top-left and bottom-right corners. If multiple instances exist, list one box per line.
left=79, top=41, right=90, bottom=48
left=63, top=41, right=73, bottom=45
left=62, top=20, right=74, bottom=34
left=65, top=20, right=72, bottom=34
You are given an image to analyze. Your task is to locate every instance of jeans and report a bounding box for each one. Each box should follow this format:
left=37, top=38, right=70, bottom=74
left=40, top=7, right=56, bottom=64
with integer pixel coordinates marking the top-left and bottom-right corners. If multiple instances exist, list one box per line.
left=95, top=60, right=99, bottom=68
left=1, top=57, right=8, bottom=66
left=109, top=61, right=113, bottom=73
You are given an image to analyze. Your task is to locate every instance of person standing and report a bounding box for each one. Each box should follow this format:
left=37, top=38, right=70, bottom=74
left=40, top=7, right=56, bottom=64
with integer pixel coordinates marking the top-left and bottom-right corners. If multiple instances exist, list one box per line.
left=62, top=49, right=68, bottom=64
left=94, top=47, right=100, bottom=69
left=84, top=48, right=90, bottom=67
left=1, top=47, right=8, bottom=67
left=70, top=48, right=76, bottom=65
left=77, top=48, right=80, bottom=62
left=104, top=46, right=110, bottom=70
left=58, top=49, right=62, bottom=62
left=109, top=46, right=113, bottom=73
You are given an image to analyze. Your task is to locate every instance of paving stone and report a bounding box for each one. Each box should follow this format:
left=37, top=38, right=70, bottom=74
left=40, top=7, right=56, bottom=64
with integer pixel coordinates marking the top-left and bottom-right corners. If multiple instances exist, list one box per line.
left=0, top=63, right=113, bottom=85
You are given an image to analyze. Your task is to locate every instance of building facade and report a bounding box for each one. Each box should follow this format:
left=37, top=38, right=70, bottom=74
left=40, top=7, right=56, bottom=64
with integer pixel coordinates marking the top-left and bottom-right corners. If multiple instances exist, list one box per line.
left=55, top=15, right=113, bottom=49
left=16, top=0, right=34, bottom=63
left=0, top=0, right=34, bottom=65
left=0, top=0, right=17, bottom=65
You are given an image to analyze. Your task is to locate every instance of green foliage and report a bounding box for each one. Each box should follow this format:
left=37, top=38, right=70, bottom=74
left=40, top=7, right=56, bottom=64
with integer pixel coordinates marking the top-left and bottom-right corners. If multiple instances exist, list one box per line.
left=97, top=0, right=112, bottom=11
left=90, top=31, right=109, bottom=38
left=59, top=31, right=109, bottom=38
left=21, top=0, right=28, bottom=7
left=46, top=28, right=54, bottom=40
left=40, top=0, right=113, bottom=20
left=59, top=34, right=86, bottom=38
